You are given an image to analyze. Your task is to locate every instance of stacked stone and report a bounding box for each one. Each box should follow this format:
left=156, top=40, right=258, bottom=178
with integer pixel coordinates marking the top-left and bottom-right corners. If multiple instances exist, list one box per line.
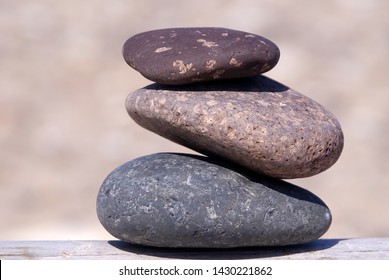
left=96, top=27, right=344, bottom=248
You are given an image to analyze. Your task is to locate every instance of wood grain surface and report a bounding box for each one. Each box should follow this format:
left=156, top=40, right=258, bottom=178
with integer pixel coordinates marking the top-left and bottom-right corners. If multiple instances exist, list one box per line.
left=1, top=238, right=388, bottom=260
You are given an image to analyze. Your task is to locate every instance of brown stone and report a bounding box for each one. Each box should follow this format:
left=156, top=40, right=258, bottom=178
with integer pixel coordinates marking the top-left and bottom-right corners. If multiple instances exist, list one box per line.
left=122, top=27, right=280, bottom=85
left=125, top=76, right=344, bottom=179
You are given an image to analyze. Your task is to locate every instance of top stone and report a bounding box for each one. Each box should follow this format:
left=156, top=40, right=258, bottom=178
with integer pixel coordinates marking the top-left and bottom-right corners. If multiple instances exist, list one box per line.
left=122, top=27, right=280, bottom=85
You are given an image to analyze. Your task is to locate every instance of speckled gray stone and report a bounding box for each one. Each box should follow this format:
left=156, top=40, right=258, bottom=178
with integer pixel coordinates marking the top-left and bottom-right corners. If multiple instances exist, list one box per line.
left=122, top=27, right=280, bottom=85
left=96, top=153, right=332, bottom=248
left=125, top=76, right=344, bottom=179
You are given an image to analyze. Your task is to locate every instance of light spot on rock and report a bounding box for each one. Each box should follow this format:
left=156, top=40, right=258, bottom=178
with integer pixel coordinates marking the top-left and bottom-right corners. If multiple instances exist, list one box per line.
left=226, top=102, right=235, bottom=110
left=193, top=104, right=201, bottom=114
left=173, top=60, right=193, bottom=74
left=185, top=174, right=192, bottom=185
left=229, top=57, right=242, bottom=67
left=222, top=32, right=229, bottom=37
left=206, top=100, right=219, bottom=106
left=280, top=135, right=288, bottom=142
left=177, top=95, right=189, bottom=102
left=158, top=97, right=166, bottom=105
left=155, top=47, right=172, bottom=53
left=206, top=206, right=218, bottom=220
left=256, top=99, right=270, bottom=107
left=245, top=34, right=255, bottom=38
left=205, top=60, right=217, bottom=70
left=197, top=39, right=219, bottom=48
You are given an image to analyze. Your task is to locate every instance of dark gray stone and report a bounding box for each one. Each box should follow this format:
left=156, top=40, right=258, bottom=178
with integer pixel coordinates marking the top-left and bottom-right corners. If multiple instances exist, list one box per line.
left=96, top=153, right=332, bottom=248
left=122, top=27, right=280, bottom=85
left=126, top=76, right=344, bottom=179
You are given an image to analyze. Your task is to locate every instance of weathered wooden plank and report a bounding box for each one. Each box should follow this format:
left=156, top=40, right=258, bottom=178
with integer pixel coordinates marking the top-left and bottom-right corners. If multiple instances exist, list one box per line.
left=0, top=238, right=388, bottom=260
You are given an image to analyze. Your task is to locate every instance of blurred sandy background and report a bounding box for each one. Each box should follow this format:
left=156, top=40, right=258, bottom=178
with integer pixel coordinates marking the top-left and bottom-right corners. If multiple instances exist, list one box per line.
left=1, top=0, right=388, bottom=240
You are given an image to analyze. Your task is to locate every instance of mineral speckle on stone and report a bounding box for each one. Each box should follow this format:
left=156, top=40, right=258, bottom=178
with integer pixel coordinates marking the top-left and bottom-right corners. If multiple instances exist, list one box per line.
left=122, top=27, right=280, bottom=85
left=96, top=153, right=332, bottom=248
left=125, top=76, right=344, bottom=179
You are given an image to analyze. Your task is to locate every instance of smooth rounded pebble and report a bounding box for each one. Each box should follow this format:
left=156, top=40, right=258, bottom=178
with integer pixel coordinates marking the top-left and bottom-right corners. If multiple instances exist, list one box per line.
left=96, top=153, right=332, bottom=248
left=125, top=76, right=344, bottom=179
left=122, top=27, right=280, bottom=85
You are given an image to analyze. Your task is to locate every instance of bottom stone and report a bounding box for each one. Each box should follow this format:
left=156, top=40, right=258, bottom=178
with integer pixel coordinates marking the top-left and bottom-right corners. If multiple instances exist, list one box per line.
left=96, top=153, right=331, bottom=248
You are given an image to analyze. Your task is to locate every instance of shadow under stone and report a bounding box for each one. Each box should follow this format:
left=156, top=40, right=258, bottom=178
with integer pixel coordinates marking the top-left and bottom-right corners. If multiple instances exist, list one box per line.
left=168, top=152, right=329, bottom=207
left=108, top=239, right=343, bottom=260
left=143, top=75, right=290, bottom=93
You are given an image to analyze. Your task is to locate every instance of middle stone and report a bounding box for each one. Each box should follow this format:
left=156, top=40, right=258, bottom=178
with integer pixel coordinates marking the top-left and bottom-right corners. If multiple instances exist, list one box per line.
left=126, top=76, right=344, bottom=179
